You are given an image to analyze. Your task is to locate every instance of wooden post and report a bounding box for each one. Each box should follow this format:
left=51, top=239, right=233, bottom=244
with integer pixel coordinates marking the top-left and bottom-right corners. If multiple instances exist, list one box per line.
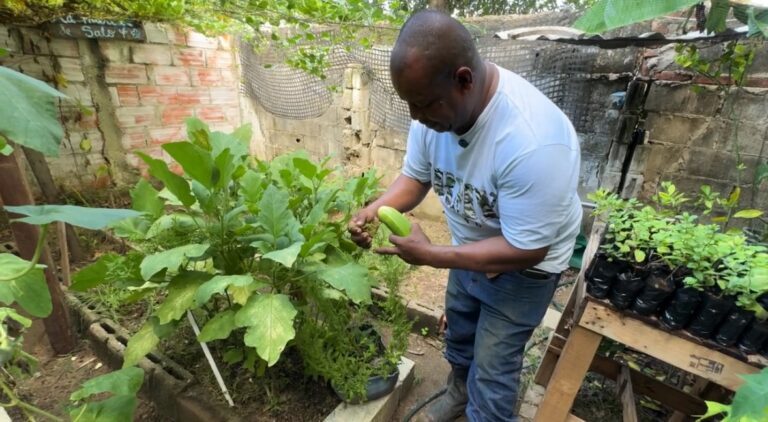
left=534, top=326, right=603, bottom=422
left=0, top=150, right=75, bottom=354
left=617, top=366, right=639, bottom=422
left=22, top=146, right=85, bottom=262
left=57, top=222, right=71, bottom=286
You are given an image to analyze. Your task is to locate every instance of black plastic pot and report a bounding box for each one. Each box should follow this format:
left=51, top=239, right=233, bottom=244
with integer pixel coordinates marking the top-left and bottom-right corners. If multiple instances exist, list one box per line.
left=609, top=270, right=647, bottom=310
left=737, top=320, right=768, bottom=354
left=660, top=287, right=702, bottom=330
left=332, top=368, right=399, bottom=404
left=715, top=308, right=755, bottom=347
left=686, top=293, right=735, bottom=339
left=631, top=267, right=675, bottom=316
left=586, top=253, right=625, bottom=299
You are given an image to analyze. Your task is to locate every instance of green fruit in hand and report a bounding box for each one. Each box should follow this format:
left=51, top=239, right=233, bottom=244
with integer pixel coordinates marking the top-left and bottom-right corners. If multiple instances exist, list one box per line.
left=377, top=206, right=412, bottom=237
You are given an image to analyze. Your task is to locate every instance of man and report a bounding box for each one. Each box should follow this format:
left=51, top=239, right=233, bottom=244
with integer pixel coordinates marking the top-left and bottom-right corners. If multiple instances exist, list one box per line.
left=347, top=9, right=582, bottom=422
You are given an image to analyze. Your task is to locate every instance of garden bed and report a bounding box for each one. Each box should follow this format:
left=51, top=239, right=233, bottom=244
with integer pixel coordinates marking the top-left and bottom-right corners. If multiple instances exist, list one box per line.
left=67, top=292, right=417, bottom=422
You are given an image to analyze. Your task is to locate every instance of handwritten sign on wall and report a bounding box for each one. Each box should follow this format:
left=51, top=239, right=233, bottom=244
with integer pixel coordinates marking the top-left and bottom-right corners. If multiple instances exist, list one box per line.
left=44, top=15, right=145, bottom=41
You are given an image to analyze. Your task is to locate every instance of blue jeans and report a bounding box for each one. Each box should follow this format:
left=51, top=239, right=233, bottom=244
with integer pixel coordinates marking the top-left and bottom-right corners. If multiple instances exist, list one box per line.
left=444, top=269, right=559, bottom=422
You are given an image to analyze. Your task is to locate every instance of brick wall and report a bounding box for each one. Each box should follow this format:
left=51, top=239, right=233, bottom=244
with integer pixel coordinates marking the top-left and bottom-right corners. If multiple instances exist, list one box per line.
left=0, top=23, right=245, bottom=188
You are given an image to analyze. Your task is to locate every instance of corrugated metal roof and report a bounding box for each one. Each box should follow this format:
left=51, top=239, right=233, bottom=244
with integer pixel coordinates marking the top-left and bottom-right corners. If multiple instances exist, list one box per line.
left=494, top=26, right=749, bottom=49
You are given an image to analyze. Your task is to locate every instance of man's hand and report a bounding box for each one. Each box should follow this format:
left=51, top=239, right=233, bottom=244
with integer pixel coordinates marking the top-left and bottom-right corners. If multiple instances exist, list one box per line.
left=375, top=223, right=433, bottom=266
left=348, top=207, right=378, bottom=249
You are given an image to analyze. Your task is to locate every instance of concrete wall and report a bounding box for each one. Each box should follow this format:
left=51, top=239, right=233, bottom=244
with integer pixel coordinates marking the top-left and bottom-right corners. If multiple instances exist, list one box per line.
left=612, top=39, right=768, bottom=214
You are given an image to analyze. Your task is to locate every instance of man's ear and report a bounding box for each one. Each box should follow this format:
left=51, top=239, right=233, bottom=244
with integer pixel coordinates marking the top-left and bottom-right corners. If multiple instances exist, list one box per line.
left=455, top=67, right=473, bottom=92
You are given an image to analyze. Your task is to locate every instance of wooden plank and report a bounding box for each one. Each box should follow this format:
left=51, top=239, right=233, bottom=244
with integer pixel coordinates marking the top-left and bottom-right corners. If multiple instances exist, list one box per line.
left=579, top=301, right=759, bottom=391
left=57, top=222, right=71, bottom=286
left=590, top=354, right=706, bottom=417
left=617, top=366, right=639, bottom=422
left=534, top=326, right=603, bottom=422
left=566, top=414, right=585, bottom=422
left=668, top=378, right=708, bottom=422
left=574, top=221, right=605, bottom=321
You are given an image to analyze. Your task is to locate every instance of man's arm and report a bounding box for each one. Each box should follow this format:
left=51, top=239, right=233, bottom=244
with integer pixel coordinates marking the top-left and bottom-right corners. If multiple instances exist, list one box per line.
left=376, top=226, right=548, bottom=273
left=348, top=174, right=431, bottom=248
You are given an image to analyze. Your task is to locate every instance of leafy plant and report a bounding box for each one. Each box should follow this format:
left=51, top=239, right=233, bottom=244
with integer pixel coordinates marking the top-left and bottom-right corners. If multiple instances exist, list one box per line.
left=0, top=205, right=141, bottom=421
left=697, top=367, right=768, bottom=421
left=73, top=117, right=409, bottom=403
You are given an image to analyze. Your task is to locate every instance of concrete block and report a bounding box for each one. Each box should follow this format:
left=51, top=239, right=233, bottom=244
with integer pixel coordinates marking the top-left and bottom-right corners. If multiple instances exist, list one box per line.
left=138, top=86, right=178, bottom=105
left=105, top=63, right=148, bottom=84
left=186, top=31, right=218, bottom=49
left=152, top=65, right=190, bottom=86
left=172, top=48, right=205, bottom=67
left=645, top=84, right=722, bottom=116
left=49, top=38, right=79, bottom=57
left=131, top=44, right=172, bottom=65
left=724, top=88, right=768, bottom=123
left=324, top=357, right=415, bottom=422
left=706, top=119, right=767, bottom=156
left=143, top=23, right=169, bottom=44
left=99, top=40, right=132, bottom=63
left=21, top=29, right=50, bottom=55
left=115, top=106, right=156, bottom=128
left=60, top=82, right=92, bottom=106
left=57, top=57, right=84, bottom=82
left=0, top=26, right=20, bottom=53
left=195, top=105, right=227, bottom=123
left=191, top=67, right=222, bottom=86
left=163, top=105, right=196, bottom=125
left=209, top=87, right=239, bottom=105
left=206, top=50, right=234, bottom=68
left=18, top=56, right=54, bottom=80
left=644, top=113, right=709, bottom=145
left=684, top=148, right=745, bottom=183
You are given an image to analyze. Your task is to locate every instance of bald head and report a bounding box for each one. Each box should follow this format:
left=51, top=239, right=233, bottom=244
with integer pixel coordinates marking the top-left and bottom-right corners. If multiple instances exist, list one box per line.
left=391, top=10, right=481, bottom=81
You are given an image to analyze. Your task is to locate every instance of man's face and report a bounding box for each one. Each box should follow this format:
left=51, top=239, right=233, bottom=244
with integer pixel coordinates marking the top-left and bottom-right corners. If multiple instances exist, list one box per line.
left=391, top=56, right=471, bottom=133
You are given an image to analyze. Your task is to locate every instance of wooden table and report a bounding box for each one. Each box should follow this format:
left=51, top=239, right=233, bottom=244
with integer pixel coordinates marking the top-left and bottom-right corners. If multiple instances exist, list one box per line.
left=532, top=223, right=764, bottom=422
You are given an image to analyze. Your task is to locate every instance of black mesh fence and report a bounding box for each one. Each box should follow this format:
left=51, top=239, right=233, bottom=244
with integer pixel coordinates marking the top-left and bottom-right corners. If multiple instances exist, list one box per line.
left=239, top=37, right=599, bottom=134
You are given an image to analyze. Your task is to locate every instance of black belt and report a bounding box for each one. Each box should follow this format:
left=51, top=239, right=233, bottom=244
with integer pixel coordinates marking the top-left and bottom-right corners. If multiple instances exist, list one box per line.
left=519, top=268, right=555, bottom=280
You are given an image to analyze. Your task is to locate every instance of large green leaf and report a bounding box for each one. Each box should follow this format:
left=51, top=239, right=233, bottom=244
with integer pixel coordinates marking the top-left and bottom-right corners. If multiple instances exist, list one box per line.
left=734, top=209, right=764, bottom=219
left=240, top=170, right=266, bottom=204
left=70, top=366, right=144, bottom=400
left=729, top=369, right=768, bottom=421
left=195, top=274, right=257, bottom=306
left=0, top=136, right=12, bottom=156
left=71, top=252, right=145, bottom=292
left=69, top=367, right=144, bottom=422
left=130, top=179, right=164, bottom=219
left=197, top=309, right=236, bottom=342
left=0, top=253, right=42, bottom=280
left=574, top=0, right=700, bottom=34
left=317, top=262, right=372, bottom=304
left=706, top=0, right=730, bottom=34
left=68, top=394, right=138, bottom=422
left=235, top=294, right=297, bottom=366
left=748, top=8, right=768, bottom=37
left=4, top=205, right=140, bottom=230
left=257, top=185, right=300, bottom=246
left=263, top=242, right=304, bottom=268
left=136, top=152, right=195, bottom=208
left=231, top=124, right=253, bottom=144
left=162, top=142, right=216, bottom=189
left=0, top=267, right=51, bottom=318
left=695, top=401, right=730, bottom=421
left=139, top=244, right=209, bottom=280
left=122, top=317, right=174, bottom=367
left=155, top=272, right=210, bottom=324
left=0, top=67, right=68, bottom=157
left=210, top=131, right=249, bottom=160
left=144, top=214, right=202, bottom=239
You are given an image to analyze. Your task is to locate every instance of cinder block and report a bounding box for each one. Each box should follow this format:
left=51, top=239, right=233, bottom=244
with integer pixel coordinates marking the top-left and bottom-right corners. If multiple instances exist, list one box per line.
left=190, top=67, right=222, bottom=86
left=152, top=65, right=190, bottom=86
left=143, top=23, right=169, bottom=44
left=99, top=41, right=132, bottom=63
left=116, top=106, right=156, bottom=128
left=206, top=50, right=234, bottom=68
left=644, top=113, right=709, bottom=145
left=131, top=44, right=172, bottom=65
left=49, top=38, right=79, bottom=57
left=186, top=31, right=218, bottom=49
left=57, top=57, right=84, bottom=82
left=105, top=63, right=148, bottom=84
left=645, top=84, right=722, bottom=116
left=172, top=48, right=205, bottom=67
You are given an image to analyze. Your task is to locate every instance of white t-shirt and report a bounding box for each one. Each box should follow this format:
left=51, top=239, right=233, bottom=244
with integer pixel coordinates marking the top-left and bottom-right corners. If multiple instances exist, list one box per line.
left=401, top=65, right=582, bottom=273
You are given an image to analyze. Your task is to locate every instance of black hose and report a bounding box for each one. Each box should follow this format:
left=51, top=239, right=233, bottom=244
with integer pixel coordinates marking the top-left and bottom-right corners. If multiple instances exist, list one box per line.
left=401, top=386, right=448, bottom=422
